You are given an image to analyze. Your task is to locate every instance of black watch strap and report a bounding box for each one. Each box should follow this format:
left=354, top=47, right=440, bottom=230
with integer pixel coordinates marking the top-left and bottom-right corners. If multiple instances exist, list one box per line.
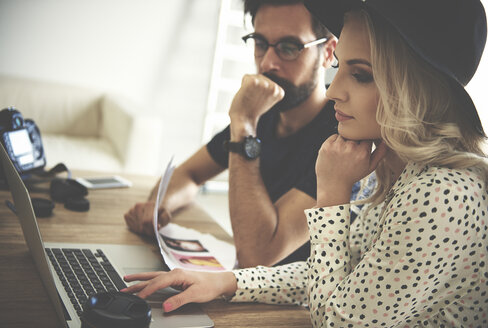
left=224, top=140, right=243, bottom=153
left=223, top=135, right=261, bottom=160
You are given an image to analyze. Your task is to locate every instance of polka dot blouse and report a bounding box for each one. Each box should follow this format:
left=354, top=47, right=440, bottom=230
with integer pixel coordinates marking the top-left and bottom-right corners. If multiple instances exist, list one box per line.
left=230, top=162, right=488, bottom=327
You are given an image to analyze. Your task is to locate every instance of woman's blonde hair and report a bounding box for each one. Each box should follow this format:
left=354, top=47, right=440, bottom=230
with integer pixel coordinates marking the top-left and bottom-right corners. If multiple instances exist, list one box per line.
left=349, top=10, right=488, bottom=207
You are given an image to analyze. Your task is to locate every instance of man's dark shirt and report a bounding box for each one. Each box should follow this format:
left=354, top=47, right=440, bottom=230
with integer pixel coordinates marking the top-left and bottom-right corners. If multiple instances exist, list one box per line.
left=207, top=100, right=338, bottom=264
left=208, top=100, right=337, bottom=201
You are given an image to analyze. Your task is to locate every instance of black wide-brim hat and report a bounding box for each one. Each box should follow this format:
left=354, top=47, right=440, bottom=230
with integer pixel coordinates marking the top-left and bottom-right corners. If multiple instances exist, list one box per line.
left=304, top=0, right=487, bottom=137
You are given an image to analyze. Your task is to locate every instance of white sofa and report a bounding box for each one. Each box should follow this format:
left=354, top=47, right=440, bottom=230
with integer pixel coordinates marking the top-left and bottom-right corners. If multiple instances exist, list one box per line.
left=0, top=74, right=163, bottom=175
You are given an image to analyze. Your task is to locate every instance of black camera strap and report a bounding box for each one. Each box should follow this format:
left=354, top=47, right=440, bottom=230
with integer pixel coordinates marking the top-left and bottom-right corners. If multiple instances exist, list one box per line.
left=21, top=163, right=71, bottom=191
left=37, top=162, right=72, bottom=179
left=18, top=163, right=89, bottom=216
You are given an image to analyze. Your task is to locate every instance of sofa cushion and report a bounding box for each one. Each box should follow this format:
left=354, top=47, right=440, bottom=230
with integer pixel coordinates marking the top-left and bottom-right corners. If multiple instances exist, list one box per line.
left=0, top=74, right=164, bottom=175
left=0, top=75, right=102, bottom=137
left=42, top=134, right=123, bottom=173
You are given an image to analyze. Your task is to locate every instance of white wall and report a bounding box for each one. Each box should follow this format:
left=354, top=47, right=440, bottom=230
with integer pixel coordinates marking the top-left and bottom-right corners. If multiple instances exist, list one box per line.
left=0, top=1, right=172, bottom=102
left=466, top=13, right=488, bottom=134
left=465, top=1, right=487, bottom=136
left=0, top=0, right=221, bottom=171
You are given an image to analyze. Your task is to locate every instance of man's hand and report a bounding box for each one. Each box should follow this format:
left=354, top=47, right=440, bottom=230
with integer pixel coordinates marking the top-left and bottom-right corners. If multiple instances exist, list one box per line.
left=315, top=135, right=388, bottom=207
left=229, top=74, right=284, bottom=135
left=124, top=202, right=171, bottom=236
left=121, top=269, right=237, bottom=312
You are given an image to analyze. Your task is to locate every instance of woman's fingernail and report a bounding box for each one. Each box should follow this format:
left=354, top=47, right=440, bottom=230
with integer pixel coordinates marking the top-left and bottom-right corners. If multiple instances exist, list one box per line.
left=120, top=288, right=127, bottom=292
left=163, top=302, right=173, bottom=312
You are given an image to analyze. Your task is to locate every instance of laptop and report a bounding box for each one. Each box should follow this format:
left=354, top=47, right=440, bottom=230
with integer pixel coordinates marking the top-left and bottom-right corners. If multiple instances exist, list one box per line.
left=0, top=143, right=214, bottom=328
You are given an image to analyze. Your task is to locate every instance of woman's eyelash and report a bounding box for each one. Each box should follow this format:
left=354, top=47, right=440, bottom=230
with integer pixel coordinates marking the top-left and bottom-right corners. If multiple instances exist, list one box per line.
left=353, top=72, right=374, bottom=83
left=332, top=60, right=373, bottom=83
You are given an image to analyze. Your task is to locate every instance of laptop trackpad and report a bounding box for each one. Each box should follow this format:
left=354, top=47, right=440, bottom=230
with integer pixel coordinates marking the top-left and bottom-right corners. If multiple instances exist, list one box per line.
left=149, top=301, right=214, bottom=328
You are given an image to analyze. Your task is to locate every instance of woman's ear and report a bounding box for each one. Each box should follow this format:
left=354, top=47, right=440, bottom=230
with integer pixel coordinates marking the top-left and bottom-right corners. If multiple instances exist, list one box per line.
left=322, top=37, right=337, bottom=68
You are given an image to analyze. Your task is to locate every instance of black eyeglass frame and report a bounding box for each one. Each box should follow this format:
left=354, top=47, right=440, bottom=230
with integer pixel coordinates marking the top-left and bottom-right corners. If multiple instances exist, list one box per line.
left=241, top=33, right=328, bottom=61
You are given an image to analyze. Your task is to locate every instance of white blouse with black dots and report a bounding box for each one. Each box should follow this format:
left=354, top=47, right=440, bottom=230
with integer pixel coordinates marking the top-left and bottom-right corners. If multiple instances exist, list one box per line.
left=230, top=162, right=488, bottom=327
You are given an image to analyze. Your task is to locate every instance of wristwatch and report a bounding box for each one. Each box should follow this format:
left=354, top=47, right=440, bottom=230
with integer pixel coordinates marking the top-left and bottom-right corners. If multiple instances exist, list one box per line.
left=223, top=136, right=261, bottom=160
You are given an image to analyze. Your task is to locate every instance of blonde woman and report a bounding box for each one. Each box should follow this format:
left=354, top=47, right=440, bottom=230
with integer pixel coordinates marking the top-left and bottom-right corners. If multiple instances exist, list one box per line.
left=122, top=0, right=488, bottom=326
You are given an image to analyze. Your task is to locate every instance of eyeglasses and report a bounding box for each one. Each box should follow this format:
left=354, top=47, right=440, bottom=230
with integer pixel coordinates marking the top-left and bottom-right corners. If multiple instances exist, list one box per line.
left=242, top=33, right=328, bottom=61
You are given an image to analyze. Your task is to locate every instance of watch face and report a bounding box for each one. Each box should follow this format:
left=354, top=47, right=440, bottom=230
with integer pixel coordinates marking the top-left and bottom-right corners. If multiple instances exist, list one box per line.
left=243, top=137, right=261, bottom=159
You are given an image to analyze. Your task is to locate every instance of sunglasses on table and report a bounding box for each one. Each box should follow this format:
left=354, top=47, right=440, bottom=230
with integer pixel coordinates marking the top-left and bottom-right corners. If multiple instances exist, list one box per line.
left=242, top=33, right=328, bottom=61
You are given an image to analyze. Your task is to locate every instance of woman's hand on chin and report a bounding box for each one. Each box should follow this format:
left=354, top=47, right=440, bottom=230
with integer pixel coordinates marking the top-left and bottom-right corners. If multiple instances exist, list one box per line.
left=315, top=134, right=387, bottom=207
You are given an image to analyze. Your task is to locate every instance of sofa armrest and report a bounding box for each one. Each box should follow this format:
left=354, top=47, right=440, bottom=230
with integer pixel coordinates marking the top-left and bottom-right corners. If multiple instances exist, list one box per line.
left=100, top=96, right=163, bottom=175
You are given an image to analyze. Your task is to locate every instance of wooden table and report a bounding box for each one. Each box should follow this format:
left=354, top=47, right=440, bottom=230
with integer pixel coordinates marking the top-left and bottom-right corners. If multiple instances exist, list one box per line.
left=0, top=171, right=311, bottom=327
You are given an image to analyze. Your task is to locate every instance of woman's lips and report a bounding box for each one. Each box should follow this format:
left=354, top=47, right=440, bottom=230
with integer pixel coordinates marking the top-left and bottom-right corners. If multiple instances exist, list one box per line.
left=335, top=109, right=354, bottom=122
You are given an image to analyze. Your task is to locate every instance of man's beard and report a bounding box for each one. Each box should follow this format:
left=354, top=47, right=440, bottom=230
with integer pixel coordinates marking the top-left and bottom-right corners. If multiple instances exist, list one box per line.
left=263, top=60, right=320, bottom=112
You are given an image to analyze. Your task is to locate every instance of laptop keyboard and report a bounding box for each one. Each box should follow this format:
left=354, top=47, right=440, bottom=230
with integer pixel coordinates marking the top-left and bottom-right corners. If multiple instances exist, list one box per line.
left=45, top=248, right=127, bottom=318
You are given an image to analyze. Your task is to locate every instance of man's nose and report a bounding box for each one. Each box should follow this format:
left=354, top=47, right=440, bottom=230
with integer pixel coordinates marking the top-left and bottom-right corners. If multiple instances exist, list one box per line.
left=258, top=46, right=281, bottom=73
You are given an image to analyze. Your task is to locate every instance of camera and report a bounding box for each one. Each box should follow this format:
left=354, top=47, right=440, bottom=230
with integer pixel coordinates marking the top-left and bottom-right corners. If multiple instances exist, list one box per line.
left=0, top=107, right=46, bottom=175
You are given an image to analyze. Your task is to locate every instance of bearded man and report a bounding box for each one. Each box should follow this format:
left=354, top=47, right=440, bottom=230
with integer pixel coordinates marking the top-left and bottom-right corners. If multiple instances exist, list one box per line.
left=125, top=0, right=352, bottom=268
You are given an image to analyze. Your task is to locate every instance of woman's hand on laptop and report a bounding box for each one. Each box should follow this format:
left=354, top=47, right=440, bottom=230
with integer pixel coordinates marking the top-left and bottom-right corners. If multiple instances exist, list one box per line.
left=121, top=269, right=238, bottom=312
left=124, top=202, right=172, bottom=236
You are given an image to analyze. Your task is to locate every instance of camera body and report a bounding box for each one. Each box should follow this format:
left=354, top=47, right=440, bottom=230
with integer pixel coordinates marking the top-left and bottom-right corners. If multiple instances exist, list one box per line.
left=0, top=107, right=46, bottom=175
